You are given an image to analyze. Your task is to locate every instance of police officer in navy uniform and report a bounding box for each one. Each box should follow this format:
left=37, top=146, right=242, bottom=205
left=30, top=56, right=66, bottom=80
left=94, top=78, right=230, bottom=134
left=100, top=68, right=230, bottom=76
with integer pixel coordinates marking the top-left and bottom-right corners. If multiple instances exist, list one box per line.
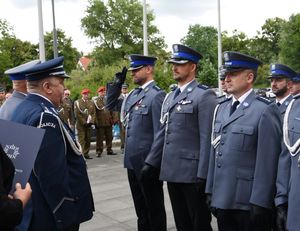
left=106, top=55, right=166, bottom=231
left=206, top=51, right=282, bottom=231
left=267, top=64, right=295, bottom=117
left=0, top=60, right=40, bottom=120
left=144, top=44, right=217, bottom=231
left=267, top=64, right=296, bottom=231
left=217, top=65, right=231, bottom=102
left=275, top=73, right=300, bottom=231
left=11, top=57, right=94, bottom=231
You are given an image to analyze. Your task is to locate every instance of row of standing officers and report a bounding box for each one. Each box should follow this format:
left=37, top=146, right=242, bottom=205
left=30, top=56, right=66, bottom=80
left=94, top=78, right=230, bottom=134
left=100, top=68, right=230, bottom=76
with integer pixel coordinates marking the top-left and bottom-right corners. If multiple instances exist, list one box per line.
left=0, top=43, right=299, bottom=230
left=106, top=44, right=300, bottom=231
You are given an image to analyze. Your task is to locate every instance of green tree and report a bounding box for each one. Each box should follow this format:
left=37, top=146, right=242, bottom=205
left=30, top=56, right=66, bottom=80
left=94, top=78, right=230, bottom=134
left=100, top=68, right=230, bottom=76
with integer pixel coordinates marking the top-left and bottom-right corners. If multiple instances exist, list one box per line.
left=222, top=30, right=250, bottom=54
left=180, top=25, right=218, bottom=86
left=44, top=29, right=81, bottom=73
left=181, top=25, right=218, bottom=66
left=249, top=17, right=286, bottom=63
left=81, top=0, right=166, bottom=65
left=279, top=14, right=300, bottom=71
left=0, top=19, right=38, bottom=89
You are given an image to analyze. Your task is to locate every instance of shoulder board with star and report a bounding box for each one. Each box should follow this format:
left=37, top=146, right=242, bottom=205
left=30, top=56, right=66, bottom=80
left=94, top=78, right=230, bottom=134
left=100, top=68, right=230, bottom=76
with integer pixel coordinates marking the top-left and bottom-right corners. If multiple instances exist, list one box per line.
left=256, top=95, right=272, bottom=104
left=219, top=97, right=231, bottom=104
left=153, top=85, right=162, bottom=91
left=198, top=84, right=209, bottom=90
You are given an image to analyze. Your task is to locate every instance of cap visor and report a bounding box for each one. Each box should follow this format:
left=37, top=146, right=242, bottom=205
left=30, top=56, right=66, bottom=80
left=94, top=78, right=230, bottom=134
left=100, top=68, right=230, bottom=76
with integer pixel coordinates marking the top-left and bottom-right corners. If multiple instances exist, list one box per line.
left=267, top=75, right=287, bottom=79
left=128, top=65, right=143, bottom=71
left=223, top=67, right=246, bottom=73
left=167, top=59, right=189, bottom=64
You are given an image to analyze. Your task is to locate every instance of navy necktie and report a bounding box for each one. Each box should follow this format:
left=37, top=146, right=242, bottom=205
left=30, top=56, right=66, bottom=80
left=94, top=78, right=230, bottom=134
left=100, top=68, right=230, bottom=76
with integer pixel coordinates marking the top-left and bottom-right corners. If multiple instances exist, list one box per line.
left=230, top=100, right=240, bottom=116
left=277, top=102, right=281, bottom=107
left=173, top=88, right=181, bottom=99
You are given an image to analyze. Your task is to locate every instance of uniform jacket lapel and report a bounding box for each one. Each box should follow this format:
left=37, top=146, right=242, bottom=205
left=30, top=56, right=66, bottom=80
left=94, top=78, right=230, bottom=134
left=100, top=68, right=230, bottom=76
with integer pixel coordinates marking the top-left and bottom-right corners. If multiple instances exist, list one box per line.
left=169, top=80, right=197, bottom=110
left=279, top=95, right=293, bottom=115
left=223, top=90, right=256, bottom=128
left=127, top=81, right=155, bottom=112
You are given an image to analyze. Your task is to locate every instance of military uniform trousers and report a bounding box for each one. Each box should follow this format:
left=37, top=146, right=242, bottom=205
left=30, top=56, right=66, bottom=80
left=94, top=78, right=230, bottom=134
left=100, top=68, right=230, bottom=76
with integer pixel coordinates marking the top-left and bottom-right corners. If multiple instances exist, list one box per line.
left=96, top=125, right=113, bottom=154
left=127, top=169, right=166, bottom=231
left=76, top=124, right=92, bottom=156
left=167, top=182, right=212, bottom=231
left=215, top=209, right=272, bottom=231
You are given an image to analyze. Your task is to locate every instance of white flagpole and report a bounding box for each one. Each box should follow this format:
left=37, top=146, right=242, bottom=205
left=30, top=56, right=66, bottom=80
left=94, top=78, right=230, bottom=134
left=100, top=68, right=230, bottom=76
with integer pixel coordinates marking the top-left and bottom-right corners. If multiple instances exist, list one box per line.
left=217, top=0, right=223, bottom=95
left=51, top=0, right=58, bottom=58
left=143, top=0, right=148, bottom=56
left=37, top=0, right=46, bottom=62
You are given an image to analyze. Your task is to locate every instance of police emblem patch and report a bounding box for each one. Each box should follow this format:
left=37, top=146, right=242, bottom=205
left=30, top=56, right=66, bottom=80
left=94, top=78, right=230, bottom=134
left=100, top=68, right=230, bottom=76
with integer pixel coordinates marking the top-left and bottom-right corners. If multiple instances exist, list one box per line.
left=4, top=144, right=20, bottom=159
left=174, top=45, right=178, bottom=52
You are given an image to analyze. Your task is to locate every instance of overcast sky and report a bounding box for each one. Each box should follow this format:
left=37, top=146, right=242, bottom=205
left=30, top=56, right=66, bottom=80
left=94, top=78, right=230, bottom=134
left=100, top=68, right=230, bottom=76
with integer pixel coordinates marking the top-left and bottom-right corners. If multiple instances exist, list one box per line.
left=1, top=0, right=300, bottom=53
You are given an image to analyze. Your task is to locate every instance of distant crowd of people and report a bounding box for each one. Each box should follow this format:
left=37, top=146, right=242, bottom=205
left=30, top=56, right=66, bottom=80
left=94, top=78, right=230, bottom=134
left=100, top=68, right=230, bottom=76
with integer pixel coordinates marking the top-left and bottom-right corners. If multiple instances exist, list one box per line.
left=0, top=43, right=300, bottom=231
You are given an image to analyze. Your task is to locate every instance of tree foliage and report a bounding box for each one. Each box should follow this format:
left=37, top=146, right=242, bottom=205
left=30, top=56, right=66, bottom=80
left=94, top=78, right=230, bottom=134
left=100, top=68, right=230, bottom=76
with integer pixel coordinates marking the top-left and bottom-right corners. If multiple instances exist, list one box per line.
left=44, top=29, right=81, bottom=73
left=81, top=0, right=166, bottom=65
left=249, top=18, right=286, bottom=63
left=279, top=14, right=300, bottom=71
left=180, top=25, right=218, bottom=86
left=0, top=19, right=38, bottom=89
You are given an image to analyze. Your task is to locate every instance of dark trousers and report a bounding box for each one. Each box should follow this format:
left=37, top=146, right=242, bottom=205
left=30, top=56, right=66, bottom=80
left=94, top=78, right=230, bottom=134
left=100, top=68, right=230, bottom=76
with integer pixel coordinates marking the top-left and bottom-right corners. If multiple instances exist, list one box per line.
left=167, top=182, right=212, bottom=231
left=127, top=169, right=166, bottom=231
left=63, top=224, right=80, bottom=231
left=216, top=209, right=272, bottom=231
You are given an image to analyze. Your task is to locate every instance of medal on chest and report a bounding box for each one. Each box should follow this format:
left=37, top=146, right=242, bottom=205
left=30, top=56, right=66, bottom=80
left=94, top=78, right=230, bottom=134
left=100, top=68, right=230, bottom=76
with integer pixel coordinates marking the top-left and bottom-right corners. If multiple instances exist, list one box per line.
left=176, top=105, right=182, bottom=112
left=135, top=99, right=143, bottom=110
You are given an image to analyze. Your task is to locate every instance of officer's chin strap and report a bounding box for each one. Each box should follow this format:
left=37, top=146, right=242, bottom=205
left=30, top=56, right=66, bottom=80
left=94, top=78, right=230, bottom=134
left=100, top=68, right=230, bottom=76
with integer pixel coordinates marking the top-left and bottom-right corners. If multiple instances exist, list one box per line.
left=283, top=98, right=300, bottom=156
left=211, top=104, right=221, bottom=149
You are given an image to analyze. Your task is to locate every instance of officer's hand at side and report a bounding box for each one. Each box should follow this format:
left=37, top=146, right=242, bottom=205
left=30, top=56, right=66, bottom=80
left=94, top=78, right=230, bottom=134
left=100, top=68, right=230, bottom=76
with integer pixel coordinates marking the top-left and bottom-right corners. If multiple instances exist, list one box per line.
left=13, top=183, right=32, bottom=208
left=140, top=163, right=159, bottom=181
left=206, top=194, right=218, bottom=217
left=276, top=204, right=288, bottom=231
left=250, top=204, right=271, bottom=227
left=113, top=67, right=127, bottom=85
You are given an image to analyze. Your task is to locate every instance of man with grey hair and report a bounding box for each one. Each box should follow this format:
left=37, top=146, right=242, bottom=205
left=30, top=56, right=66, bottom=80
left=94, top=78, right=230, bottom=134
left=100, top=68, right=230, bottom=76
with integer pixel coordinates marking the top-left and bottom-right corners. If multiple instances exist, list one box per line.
left=11, top=57, right=94, bottom=231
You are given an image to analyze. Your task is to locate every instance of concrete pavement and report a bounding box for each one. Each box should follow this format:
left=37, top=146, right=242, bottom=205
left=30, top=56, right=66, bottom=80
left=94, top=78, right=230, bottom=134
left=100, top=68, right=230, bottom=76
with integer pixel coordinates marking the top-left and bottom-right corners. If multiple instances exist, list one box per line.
left=80, top=145, right=217, bottom=231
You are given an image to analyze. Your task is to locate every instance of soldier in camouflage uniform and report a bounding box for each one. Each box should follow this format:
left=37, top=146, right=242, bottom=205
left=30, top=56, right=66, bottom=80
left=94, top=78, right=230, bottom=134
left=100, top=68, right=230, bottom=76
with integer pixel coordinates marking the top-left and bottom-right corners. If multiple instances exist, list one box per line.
left=0, top=86, right=6, bottom=107
left=58, top=89, right=75, bottom=130
left=74, top=88, right=95, bottom=159
left=93, top=86, right=117, bottom=157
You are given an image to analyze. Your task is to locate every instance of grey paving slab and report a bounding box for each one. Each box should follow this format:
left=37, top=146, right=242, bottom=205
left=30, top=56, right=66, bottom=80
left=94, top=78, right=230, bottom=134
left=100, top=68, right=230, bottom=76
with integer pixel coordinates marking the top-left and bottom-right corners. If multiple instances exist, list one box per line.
left=80, top=145, right=218, bottom=231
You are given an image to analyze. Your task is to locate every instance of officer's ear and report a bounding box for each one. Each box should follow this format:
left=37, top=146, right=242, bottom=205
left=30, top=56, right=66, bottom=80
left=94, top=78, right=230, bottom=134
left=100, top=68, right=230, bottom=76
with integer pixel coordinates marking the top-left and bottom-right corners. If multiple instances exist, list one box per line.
left=245, top=71, right=255, bottom=84
left=145, top=65, right=153, bottom=73
left=42, top=77, right=57, bottom=94
left=41, top=80, right=52, bottom=93
left=189, top=63, right=197, bottom=73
